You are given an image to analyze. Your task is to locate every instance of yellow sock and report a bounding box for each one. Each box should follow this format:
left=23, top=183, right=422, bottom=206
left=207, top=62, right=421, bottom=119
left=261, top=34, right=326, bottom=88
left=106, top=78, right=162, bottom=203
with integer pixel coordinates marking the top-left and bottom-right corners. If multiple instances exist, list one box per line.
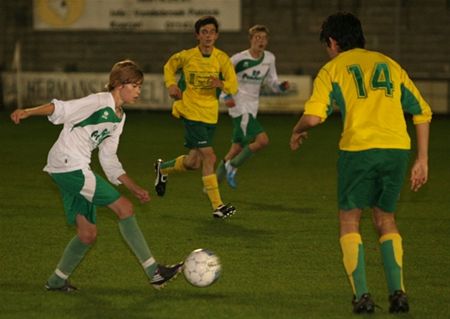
left=161, top=155, right=187, bottom=175
left=202, top=174, right=223, bottom=209
left=379, top=233, right=405, bottom=293
left=340, top=233, right=368, bottom=299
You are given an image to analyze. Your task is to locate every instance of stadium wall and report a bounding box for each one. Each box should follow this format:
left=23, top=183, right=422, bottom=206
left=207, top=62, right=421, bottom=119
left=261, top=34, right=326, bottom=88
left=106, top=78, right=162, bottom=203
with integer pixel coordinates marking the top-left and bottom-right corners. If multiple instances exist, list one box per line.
left=0, top=0, right=449, bottom=112
left=1, top=72, right=448, bottom=114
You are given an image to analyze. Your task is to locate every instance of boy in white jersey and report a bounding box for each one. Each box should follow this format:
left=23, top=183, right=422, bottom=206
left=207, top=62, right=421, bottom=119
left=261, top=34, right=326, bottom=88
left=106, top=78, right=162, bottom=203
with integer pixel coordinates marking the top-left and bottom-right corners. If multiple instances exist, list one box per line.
left=216, top=25, right=289, bottom=188
left=10, top=60, right=183, bottom=292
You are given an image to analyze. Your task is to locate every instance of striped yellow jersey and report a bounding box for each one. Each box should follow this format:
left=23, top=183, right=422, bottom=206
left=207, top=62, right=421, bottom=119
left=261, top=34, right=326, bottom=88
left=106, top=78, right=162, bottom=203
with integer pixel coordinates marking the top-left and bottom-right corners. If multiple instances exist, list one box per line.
left=304, top=48, right=432, bottom=151
left=164, top=46, right=238, bottom=124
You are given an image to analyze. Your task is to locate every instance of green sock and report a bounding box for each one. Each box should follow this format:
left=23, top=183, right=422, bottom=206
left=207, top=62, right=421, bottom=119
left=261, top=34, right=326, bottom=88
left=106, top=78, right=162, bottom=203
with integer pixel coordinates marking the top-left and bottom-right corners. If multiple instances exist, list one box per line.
left=216, top=160, right=225, bottom=182
left=119, top=215, right=157, bottom=278
left=160, top=158, right=176, bottom=170
left=230, top=145, right=253, bottom=168
left=380, top=233, right=404, bottom=294
left=352, top=243, right=368, bottom=299
left=340, top=233, right=368, bottom=299
left=47, top=236, right=91, bottom=288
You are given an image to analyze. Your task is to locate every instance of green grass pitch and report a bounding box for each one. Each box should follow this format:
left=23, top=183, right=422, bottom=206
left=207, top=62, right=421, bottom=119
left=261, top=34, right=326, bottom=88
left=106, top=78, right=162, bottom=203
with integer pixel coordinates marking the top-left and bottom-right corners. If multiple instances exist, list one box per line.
left=1, top=110, right=449, bottom=318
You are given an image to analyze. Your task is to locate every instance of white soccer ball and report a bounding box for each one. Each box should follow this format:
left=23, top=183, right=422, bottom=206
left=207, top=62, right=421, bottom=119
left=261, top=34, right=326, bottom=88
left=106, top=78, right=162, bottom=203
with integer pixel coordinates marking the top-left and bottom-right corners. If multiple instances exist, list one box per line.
left=183, top=248, right=221, bottom=287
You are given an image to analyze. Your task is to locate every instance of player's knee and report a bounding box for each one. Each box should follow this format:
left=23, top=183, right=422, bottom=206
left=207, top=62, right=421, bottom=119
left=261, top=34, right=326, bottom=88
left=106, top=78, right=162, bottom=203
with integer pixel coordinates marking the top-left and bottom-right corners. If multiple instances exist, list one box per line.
left=260, top=136, right=269, bottom=148
left=112, top=197, right=134, bottom=219
left=184, top=157, right=201, bottom=170
left=254, top=134, right=269, bottom=150
left=209, top=152, right=217, bottom=166
left=373, top=212, right=397, bottom=234
left=78, top=228, right=97, bottom=245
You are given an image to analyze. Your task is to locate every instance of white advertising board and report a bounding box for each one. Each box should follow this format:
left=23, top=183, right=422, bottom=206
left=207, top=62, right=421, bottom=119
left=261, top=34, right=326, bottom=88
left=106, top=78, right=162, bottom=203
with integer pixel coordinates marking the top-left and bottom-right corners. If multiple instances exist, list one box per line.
left=33, top=0, right=241, bottom=32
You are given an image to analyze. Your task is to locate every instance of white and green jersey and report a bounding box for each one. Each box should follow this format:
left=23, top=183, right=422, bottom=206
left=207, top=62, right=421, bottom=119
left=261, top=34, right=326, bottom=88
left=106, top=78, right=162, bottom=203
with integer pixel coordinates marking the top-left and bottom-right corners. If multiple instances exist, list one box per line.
left=44, top=92, right=126, bottom=185
left=227, top=49, right=282, bottom=118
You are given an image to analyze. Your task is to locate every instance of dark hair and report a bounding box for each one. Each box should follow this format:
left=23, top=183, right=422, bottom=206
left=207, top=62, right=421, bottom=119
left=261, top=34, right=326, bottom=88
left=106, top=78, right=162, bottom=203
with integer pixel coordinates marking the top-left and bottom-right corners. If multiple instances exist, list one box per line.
left=194, top=16, right=219, bottom=34
left=319, top=12, right=365, bottom=51
left=107, top=59, right=143, bottom=91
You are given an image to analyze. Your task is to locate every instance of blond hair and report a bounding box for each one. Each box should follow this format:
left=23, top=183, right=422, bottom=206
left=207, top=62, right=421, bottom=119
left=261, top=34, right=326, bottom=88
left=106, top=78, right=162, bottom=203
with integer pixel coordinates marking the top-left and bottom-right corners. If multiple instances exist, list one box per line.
left=248, top=25, right=270, bottom=38
left=106, top=60, right=143, bottom=91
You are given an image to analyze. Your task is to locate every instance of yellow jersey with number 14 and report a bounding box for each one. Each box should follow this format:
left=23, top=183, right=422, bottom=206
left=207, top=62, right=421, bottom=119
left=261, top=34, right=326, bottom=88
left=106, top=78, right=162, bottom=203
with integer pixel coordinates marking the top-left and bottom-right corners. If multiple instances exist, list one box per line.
left=164, top=46, right=238, bottom=124
left=304, top=48, right=432, bottom=151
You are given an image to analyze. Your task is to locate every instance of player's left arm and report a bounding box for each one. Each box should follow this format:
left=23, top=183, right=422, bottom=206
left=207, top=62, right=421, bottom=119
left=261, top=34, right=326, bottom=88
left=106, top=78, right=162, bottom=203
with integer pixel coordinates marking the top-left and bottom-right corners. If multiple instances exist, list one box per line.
left=118, top=174, right=150, bottom=203
left=265, top=56, right=289, bottom=93
left=410, top=122, right=430, bottom=192
left=215, top=56, right=238, bottom=95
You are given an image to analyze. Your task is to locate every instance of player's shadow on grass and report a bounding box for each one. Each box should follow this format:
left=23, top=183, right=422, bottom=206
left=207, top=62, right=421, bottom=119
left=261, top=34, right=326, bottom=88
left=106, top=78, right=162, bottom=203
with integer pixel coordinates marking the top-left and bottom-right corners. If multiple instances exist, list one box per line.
left=63, top=286, right=227, bottom=319
left=199, top=218, right=274, bottom=239
left=232, top=199, right=318, bottom=215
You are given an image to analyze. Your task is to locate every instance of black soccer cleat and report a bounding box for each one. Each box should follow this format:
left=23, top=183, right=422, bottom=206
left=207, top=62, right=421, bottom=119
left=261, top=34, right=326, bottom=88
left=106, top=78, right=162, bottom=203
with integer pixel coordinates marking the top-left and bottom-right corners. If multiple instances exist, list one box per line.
left=389, top=290, right=409, bottom=313
left=150, top=262, right=184, bottom=290
left=212, top=203, right=236, bottom=219
left=352, top=293, right=376, bottom=314
left=154, top=159, right=168, bottom=197
left=45, top=280, right=77, bottom=293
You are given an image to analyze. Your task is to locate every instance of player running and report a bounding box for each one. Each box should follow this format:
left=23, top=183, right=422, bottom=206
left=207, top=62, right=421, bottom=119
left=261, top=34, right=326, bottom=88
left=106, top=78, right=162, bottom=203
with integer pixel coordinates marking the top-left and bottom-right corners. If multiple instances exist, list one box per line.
left=216, top=25, right=289, bottom=189
left=155, top=16, right=238, bottom=219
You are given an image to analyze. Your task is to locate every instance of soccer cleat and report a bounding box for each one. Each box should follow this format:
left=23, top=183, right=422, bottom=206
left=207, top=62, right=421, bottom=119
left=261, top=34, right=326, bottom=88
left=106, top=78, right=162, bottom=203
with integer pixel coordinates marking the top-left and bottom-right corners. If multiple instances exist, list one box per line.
left=150, top=262, right=184, bottom=290
left=352, top=293, right=376, bottom=314
left=213, top=203, right=236, bottom=219
left=389, top=290, right=409, bottom=313
left=154, top=159, right=168, bottom=197
left=224, top=161, right=238, bottom=189
left=45, top=280, right=77, bottom=292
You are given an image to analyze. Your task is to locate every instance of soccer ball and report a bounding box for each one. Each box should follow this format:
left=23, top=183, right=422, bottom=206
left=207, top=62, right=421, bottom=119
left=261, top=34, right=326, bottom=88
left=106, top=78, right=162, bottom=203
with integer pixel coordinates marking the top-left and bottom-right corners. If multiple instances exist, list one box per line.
left=183, top=248, right=221, bottom=287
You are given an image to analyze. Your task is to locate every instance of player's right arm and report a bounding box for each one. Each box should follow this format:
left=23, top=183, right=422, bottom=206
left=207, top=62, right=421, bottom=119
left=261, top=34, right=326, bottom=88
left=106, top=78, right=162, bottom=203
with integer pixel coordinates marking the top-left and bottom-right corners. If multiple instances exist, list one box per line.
left=10, top=103, right=55, bottom=124
left=290, top=114, right=321, bottom=151
left=164, top=51, right=184, bottom=100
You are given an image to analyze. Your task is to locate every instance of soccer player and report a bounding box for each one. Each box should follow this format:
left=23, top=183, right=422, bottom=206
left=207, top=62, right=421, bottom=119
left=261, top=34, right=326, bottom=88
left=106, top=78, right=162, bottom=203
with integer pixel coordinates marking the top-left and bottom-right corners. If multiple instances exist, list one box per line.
left=289, top=13, right=431, bottom=314
left=155, top=16, right=238, bottom=219
left=10, top=60, right=183, bottom=292
left=215, top=25, right=289, bottom=189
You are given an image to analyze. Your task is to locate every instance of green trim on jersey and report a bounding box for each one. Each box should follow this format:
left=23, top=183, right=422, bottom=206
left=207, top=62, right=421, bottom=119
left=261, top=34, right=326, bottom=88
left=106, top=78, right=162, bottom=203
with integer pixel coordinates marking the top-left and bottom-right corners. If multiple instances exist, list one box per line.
left=216, top=72, right=224, bottom=98
left=331, top=82, right=345, bottom=119
left=178, top=70, right=187, bottom=92
left=401, top=84, right=422, bottom=115
left=235, top=53, right=265, bottom=73
left=73, top=107, right=121, bottom=129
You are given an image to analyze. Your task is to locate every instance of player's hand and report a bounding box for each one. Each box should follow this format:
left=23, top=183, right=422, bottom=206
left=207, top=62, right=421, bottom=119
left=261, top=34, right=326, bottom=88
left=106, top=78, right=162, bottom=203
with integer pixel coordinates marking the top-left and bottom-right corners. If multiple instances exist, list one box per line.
left=410, top=158, right=428, bottom=192
left=168, top=85, right=182, bottom=100
left=133, top=187, right=151, bottom=203
left=224, top=97, right=236, bottom=108
left=10, top=109, right=29, bottom=124
left=279, top=81, right=290, bottom=91
left=289, top=131, right=308, bottom=151
left=209, top=76, right=223, bottom=89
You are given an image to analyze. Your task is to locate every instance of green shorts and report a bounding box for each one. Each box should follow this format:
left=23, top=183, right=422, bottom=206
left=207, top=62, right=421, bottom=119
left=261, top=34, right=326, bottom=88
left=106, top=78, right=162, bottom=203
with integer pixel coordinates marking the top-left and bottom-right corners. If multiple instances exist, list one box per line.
left=337, top=149, right=410, bottom=212
left=182, top=117, right=216, bottom=149
left=231, top=114, right=264, bottom=146
left=50, top=168, right=121, bottom=225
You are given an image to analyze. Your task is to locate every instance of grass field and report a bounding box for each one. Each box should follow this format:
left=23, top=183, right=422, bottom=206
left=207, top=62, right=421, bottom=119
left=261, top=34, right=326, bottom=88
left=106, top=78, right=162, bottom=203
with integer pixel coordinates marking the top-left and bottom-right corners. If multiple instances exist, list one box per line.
left=1, top=110, right=449, bottom=318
